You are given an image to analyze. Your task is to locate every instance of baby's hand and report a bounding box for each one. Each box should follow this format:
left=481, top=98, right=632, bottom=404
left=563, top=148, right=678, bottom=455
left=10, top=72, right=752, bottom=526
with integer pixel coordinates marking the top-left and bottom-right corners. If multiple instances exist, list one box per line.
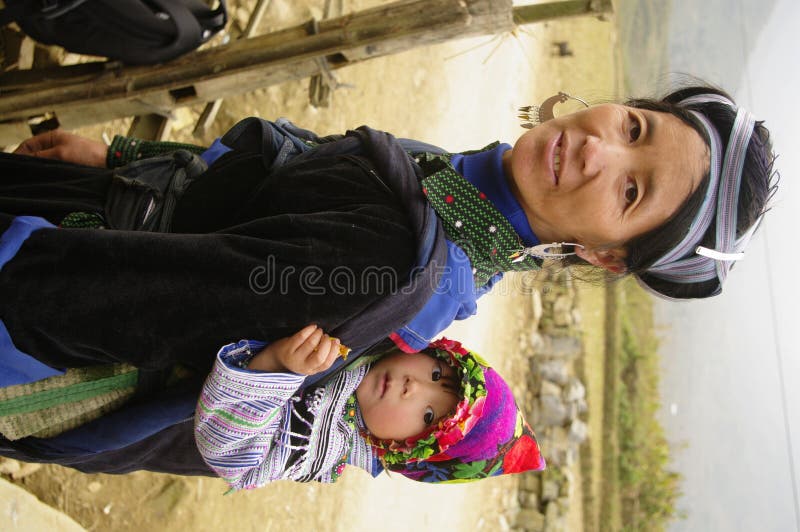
left=247, top=325, right=347, bottom=375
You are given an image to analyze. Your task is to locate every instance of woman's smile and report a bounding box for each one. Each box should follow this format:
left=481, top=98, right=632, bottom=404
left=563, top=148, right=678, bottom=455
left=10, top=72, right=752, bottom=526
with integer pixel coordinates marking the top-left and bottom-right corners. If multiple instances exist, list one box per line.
left=546, top=131, right=564, bottom=185
left=503, top=103, right=708, bottom=251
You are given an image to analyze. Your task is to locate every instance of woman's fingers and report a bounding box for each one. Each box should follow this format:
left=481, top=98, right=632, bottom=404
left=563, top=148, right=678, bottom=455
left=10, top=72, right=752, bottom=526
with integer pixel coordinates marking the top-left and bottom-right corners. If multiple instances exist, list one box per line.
left=14, top=131, right=54, bottom=155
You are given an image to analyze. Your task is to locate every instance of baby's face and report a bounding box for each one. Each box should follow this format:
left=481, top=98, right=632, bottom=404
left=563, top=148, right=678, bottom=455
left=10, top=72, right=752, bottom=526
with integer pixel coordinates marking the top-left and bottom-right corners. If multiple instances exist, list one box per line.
left=356, top=352, right=459, bottom=441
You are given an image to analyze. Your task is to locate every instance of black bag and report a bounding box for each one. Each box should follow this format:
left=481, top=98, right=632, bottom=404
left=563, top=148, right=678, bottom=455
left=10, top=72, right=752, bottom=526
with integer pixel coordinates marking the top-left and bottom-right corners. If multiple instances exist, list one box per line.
left=105, top=149, right=208, bottom=231
left=0, top=0, right=227, bottom=65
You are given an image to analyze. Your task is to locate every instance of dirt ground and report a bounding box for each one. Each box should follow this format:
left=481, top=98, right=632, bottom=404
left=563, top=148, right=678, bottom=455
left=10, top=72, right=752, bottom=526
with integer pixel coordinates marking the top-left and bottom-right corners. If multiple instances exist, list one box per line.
left=4, top=1, right=618, bottom=530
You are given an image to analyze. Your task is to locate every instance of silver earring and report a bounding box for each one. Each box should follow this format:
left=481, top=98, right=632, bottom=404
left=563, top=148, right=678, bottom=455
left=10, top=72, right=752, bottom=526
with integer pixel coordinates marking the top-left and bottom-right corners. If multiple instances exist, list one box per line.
left=509, top=242, right=584, bottom=262
left=518, top=92, right=590, bottom=129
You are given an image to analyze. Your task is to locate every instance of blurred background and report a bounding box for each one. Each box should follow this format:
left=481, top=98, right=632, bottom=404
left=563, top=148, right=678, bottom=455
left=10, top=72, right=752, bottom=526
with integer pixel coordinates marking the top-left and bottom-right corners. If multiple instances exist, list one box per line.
left=625, top=1, right=800, bottom=531
left=1, top=1, right=797, bottom=531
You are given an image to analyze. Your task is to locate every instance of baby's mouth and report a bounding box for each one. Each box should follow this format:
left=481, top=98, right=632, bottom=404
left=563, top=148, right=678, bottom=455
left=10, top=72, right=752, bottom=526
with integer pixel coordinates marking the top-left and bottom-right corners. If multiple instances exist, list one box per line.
left=380, top=374, right=388, bottom=398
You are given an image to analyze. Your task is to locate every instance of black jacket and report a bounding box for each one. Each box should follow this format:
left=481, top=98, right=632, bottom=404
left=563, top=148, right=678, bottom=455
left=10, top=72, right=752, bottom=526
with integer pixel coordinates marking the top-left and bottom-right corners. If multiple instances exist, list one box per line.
left=0, top=119, right=447, bottom=474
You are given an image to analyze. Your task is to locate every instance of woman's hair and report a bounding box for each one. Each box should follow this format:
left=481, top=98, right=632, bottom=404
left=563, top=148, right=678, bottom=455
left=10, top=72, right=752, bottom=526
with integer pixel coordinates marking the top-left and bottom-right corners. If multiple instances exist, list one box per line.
left=618, top=85, right=776, bottom=299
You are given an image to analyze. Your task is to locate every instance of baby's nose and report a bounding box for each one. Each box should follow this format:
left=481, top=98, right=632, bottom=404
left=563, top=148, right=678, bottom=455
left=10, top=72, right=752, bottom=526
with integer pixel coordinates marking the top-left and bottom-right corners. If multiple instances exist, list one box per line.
left=403, top=376, right=418, bottom=396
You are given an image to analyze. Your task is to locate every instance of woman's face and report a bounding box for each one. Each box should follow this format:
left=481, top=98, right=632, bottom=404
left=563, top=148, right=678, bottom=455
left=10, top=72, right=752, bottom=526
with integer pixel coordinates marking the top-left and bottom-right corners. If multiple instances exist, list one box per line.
left=504, top=104, right=708, bottom=263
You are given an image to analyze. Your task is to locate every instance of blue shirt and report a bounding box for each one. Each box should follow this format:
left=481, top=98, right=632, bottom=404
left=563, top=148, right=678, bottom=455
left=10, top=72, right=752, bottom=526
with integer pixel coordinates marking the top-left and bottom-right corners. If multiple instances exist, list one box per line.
left=391, top=143, right=539, bottom=351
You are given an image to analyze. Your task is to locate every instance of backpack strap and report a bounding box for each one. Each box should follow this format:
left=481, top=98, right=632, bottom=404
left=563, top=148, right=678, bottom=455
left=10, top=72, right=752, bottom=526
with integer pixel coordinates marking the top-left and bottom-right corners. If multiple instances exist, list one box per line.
left=0, top=0, right=89, bottom=27
left=145, top=0, right=204, bottom=63
left=191, top=0, right=227, bottom=32
left=143, top=0, right=227, bottom=63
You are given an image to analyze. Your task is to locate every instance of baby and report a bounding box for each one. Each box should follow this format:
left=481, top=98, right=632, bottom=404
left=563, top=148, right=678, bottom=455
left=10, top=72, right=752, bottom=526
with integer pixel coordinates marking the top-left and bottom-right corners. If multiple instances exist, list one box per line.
left=195, top=325, right=545, bottom=489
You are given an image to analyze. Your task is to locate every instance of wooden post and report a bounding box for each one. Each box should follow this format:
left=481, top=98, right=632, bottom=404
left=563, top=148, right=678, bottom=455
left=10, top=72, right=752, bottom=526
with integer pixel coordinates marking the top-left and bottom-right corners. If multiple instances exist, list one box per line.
left=512, top=0, right=613, bottom=24
left=0, top=0, right=511, bottom=143
left=128, top=113, right=172, bottom=141
left=0, top=0, right=611, bottom=144
left=193, top=0, right=273, bottom=137
left=308, top=0, right=345, bottom=108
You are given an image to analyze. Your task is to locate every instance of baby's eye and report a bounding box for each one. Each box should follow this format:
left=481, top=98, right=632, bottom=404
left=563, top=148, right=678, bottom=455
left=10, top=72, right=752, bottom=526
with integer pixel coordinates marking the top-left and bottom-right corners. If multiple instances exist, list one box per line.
left=624, top=180, right=638, bottom=205
left=431, top=364, right=442, bottom=382
left=423, top=407, right=435, bottom=425
left=628, top=113, right=642, bottom=143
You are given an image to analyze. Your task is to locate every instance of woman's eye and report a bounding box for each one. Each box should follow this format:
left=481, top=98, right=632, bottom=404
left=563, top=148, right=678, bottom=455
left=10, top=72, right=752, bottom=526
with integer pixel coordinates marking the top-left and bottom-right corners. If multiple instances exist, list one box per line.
left=628, top=114, right=642, bottom=142
left=423, top=407, right=435, bottom=425
left=624, top=180, right=638, bottom=205
left=431, top=365, right=442, bottom=382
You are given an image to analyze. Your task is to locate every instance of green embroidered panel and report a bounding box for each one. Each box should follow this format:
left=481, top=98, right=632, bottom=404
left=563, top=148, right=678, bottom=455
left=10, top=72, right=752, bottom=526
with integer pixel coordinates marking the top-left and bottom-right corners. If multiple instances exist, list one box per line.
left=418, top=151, right=540, bottom=287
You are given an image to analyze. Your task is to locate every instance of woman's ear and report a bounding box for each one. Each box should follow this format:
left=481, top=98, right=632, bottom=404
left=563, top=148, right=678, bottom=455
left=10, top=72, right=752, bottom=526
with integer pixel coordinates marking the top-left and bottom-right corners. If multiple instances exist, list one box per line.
left=575, top=246, right=628, bottom=274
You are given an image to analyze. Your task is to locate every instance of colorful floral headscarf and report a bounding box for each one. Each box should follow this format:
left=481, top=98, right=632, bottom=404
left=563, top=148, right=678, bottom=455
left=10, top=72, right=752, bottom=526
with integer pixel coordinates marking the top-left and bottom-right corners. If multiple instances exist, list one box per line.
left=365, top=338, right=545, bottom=483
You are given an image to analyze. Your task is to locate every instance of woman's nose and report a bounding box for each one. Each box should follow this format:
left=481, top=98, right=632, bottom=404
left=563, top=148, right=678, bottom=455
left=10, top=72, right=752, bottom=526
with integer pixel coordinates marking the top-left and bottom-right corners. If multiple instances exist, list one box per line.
left=581, top=135, right=624, bottom=178
left=581, top=134, right=607, bottom=178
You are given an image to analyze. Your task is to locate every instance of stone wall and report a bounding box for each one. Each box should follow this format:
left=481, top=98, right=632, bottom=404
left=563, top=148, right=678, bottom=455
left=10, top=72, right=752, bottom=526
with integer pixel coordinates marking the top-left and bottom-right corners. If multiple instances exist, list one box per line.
left=508, top=269, right=588, bottom=532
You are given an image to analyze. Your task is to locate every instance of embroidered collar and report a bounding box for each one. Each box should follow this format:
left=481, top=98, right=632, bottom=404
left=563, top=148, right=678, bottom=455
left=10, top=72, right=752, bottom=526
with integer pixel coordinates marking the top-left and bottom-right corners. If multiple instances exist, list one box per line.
left=418, top=149, right=540, bottom=287
left=329, top=393, right=360, bottom=482
left=285, top=364, right=371, bottom=482
left=450, top=143, right=538, bottom=246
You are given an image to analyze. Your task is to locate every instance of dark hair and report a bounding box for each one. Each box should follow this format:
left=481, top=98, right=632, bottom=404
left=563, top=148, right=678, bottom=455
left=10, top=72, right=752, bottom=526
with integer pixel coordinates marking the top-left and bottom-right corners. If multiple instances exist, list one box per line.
left=618, top=85, right=776, bottom=299
left=420, top=348, right=461, bottom=397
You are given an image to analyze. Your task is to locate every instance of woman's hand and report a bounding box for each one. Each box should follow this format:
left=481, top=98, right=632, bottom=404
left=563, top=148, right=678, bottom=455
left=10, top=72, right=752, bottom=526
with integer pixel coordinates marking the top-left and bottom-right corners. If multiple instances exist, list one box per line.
left=14, top=129, right=108, bottom=167
left=247, top=324, right=344, bottom=375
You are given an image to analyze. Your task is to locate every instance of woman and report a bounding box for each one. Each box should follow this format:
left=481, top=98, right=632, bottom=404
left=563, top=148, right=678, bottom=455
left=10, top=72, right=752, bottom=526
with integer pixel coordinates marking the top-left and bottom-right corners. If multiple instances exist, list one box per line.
left=0, top=85, right=777, bottom=474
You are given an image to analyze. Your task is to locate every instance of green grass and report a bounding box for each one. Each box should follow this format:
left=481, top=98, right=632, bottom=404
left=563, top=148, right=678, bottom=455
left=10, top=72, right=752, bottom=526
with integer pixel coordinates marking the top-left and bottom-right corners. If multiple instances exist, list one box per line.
left=596, top=278, right=682, bottom=532
left=583, top=279, right=681, bottom=531
left=616, top=280, right=682, bottom=531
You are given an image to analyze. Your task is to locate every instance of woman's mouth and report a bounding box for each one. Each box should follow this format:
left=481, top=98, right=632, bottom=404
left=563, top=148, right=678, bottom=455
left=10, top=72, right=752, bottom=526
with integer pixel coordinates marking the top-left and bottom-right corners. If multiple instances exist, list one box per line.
left=547, top=132, right=564, bottom=186
left=554, top=141, right=562, bottom=180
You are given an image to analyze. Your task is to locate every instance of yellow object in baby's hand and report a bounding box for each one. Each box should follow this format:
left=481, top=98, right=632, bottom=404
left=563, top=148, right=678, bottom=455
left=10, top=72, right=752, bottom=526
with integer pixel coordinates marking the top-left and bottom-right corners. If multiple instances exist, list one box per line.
left=329, top=337, right=351, bottom=360
left=338, top=344, right=351, bottom=360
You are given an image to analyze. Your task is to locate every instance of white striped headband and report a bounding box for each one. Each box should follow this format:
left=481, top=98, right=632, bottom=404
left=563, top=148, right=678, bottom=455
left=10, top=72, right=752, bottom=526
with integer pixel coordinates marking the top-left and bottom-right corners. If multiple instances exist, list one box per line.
left=645, top=93, right=761, bottom=296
